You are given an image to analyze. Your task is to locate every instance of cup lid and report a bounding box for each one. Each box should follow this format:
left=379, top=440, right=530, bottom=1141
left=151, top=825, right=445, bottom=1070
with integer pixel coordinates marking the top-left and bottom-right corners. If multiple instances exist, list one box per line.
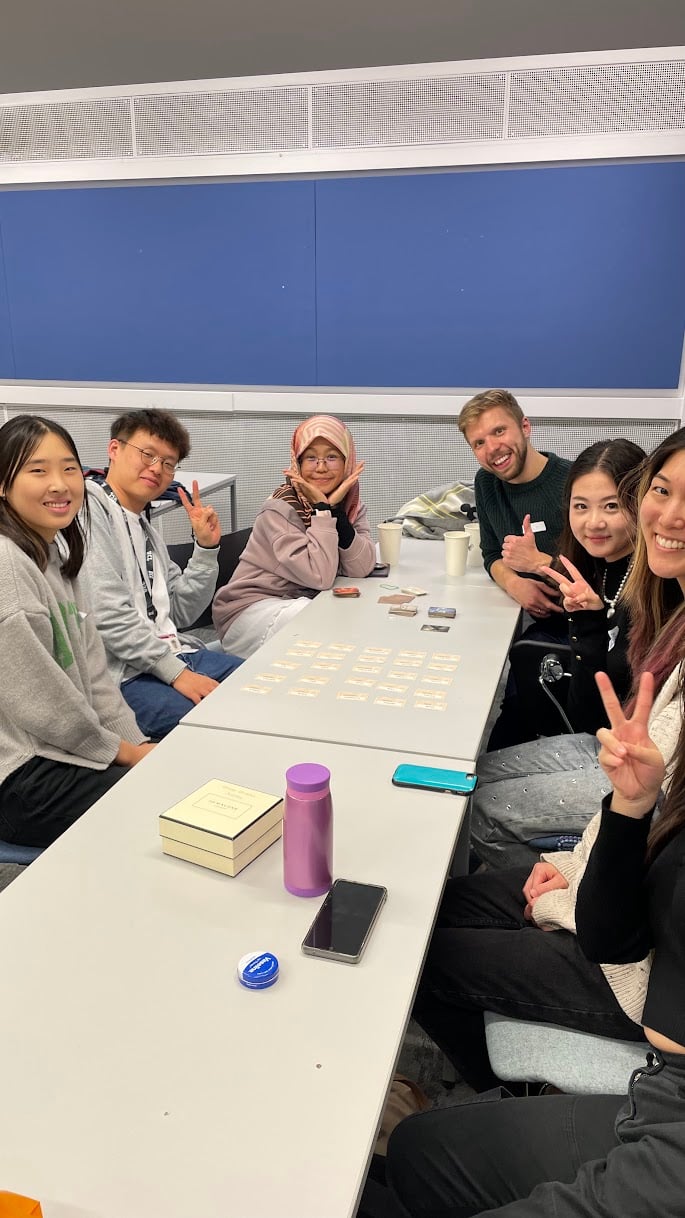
left=286, top=762, right=331, bottom=792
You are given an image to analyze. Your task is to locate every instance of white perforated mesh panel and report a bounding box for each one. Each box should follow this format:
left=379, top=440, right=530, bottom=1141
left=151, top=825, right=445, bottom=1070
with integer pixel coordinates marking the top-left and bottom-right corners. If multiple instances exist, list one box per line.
left=312, top=74, right=506, bottom=149
left=4, top=405, right=676, bottom=538
left=0, top=99, right=133, bottom=162
left=133, top=88, right=309, bottom=156
left=509, top=61, right=685, bottom=138
left=2, top=58, right=685, bottom=167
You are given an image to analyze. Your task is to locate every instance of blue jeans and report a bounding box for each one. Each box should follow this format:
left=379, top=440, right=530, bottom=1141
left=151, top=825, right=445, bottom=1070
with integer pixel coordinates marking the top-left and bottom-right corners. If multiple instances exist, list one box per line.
left=122, top=649, right=242, bottom=739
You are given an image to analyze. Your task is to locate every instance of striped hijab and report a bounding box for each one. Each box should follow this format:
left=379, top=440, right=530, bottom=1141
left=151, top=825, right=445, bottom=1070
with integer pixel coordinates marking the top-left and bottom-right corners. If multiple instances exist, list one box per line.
left=272, top=415, right=362, bottom=527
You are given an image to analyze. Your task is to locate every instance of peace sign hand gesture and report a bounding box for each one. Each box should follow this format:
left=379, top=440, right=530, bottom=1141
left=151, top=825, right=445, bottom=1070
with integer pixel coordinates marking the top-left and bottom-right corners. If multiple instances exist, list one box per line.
left=177, top=481, right=221, bottom=548
left=595, top=670, right=665, bottom=817
left=540, top=555, right=604, bottom=612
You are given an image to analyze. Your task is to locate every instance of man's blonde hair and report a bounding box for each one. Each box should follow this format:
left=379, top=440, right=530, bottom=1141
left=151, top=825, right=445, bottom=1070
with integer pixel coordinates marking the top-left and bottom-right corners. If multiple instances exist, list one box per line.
left=458, top=389, right=525, bottom=436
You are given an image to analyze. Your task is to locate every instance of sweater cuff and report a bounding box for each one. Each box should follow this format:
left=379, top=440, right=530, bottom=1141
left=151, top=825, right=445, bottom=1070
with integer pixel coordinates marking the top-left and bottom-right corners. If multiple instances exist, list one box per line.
left=190, top=541, right=221, bottom=564
left=567, top=607, right=608, bottom=636
left=102, top=710, right=148, bottom=746
left=598, top=792, right=655, bottom=840
left=149, top=651, right=188, bottom=685
left=73, top=725, right=125, bottom=766
left=332, top=506, right=355, bottom=549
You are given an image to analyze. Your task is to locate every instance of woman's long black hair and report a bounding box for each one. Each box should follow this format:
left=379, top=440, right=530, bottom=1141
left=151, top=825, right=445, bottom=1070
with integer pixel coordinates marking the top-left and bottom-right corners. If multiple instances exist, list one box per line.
left=553, top=439, right=646, bottom=589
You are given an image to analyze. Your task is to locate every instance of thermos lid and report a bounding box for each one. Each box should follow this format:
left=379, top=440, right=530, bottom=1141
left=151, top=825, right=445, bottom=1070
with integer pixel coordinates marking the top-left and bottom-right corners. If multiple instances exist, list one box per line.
left=237, top=951, right=280, bottom=990
left=286, top=762, right=331, bottom=793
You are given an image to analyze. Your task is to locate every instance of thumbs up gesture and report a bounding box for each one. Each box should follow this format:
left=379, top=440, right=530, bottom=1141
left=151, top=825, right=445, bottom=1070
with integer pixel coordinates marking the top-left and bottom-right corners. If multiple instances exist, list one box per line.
left=502, top=514, right=546, bottom=573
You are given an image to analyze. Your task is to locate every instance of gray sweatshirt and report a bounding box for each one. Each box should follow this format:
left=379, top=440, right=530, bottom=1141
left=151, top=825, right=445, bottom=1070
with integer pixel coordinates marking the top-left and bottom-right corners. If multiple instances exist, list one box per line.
left=0, top=537, right=145, bottom=787
left=84, top=480, right=220, bottom=686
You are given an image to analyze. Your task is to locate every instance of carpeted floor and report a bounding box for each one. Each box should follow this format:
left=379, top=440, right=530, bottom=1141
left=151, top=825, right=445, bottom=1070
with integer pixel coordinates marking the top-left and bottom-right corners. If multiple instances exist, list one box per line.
left=397, top=1018, right=476, bottom=1107
left=0, top=863, right=24, bottom=893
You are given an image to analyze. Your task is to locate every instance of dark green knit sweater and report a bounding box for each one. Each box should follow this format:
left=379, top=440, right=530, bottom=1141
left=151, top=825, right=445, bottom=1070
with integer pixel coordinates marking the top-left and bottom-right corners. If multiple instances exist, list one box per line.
left=475, top=452, right=572, bottom=576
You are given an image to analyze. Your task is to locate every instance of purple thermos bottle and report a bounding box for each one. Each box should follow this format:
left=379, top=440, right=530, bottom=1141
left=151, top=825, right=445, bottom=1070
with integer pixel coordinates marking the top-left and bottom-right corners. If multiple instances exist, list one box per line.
left=283, top=763, right=333, bottom=897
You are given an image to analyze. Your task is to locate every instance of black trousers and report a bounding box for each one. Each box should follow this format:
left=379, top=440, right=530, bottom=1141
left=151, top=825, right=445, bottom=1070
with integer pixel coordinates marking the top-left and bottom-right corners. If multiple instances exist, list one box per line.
left=413, top=867, right=644, bottom=1091
left=0, top=755, right=130, bottom=846
left=387, top=1051, right=685, bottom=1217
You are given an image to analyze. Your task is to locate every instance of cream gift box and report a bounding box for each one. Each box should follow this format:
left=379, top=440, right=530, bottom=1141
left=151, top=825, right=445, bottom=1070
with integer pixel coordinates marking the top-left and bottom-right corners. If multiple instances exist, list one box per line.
left=160, top=779, right=283, bottom=877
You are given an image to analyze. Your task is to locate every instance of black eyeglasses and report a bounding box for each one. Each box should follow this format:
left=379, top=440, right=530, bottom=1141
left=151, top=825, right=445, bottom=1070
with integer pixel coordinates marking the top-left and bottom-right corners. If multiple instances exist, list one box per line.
left=117, top=440, right=178, bottom=475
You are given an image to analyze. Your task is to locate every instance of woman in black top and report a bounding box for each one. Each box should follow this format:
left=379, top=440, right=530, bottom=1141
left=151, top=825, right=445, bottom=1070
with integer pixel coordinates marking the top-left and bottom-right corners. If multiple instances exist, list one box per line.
left=386, top=668, right=685, bottom=1217
left=472, top=438, right=645, bottom=870
left=405, top=431, right=685, bottom=1097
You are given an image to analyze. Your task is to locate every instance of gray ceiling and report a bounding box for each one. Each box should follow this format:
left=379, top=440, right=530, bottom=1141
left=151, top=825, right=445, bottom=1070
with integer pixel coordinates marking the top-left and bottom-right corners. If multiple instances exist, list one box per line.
left=4, top=0, right=685, bottom=95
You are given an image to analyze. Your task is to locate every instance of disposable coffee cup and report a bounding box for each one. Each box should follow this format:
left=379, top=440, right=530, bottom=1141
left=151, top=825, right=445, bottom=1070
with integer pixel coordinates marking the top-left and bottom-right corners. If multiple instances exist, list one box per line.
left=378, top=522, right=403, bottom=566
left=464, top=523, right=482, bottom=568
left=444, top=530, right=469, bottom=577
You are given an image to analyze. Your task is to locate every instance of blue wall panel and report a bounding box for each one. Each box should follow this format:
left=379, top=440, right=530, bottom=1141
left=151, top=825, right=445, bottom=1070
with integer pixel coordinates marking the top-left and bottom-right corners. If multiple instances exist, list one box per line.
left=0, top=162, right=683, bottom=389
left=0, top=218, right=16, bottom=378
left=0, top=181, right=316, bottom=384
left=316, top=162, right=685, bottom=389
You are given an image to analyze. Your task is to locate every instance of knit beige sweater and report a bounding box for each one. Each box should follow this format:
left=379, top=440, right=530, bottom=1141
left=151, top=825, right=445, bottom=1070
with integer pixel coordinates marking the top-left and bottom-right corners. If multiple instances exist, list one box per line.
left=531, top=663, right=682, bottom=1026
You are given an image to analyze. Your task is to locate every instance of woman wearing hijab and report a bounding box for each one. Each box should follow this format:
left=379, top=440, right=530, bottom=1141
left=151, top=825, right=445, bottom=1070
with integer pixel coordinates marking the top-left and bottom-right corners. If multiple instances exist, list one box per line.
left=213, top=415, right=375, bottom=657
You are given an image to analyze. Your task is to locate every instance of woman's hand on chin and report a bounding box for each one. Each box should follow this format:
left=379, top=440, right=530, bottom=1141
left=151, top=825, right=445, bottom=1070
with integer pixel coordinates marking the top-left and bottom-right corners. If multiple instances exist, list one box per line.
left=327, top=460, right=365, bottom=507
left=283, top=470, right=329, bottom=506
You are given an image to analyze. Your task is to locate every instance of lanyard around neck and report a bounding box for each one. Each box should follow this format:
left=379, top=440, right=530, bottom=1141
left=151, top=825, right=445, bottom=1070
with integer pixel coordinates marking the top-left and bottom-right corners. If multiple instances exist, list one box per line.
left=100, top=481, right=157, bottom=622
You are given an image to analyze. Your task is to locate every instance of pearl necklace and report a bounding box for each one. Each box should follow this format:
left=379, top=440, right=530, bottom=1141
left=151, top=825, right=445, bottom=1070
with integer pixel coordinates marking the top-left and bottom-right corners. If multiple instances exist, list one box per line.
left=601, top=559, right=632, bottom=620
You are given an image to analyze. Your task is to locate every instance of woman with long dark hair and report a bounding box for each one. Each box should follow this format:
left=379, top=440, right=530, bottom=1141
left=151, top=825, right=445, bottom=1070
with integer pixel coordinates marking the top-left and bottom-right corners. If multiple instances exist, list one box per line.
left=387, top=669, right=685, bottom=1217
left=0, top=415, right=153, bottom=847
left=405, top=429, right=685, bottom=1095
left=472, top=438, right=645, bottom=868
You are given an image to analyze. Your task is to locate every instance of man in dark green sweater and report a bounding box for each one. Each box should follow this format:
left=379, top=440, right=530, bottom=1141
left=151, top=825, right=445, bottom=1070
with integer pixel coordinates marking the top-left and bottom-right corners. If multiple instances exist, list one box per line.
left=458, top=389, right=571, bottom=621
left=459, top=389, right=572, bottom=749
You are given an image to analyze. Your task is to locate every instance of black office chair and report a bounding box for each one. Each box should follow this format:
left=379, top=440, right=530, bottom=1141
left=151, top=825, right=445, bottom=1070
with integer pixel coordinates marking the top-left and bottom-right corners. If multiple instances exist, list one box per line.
left=167, top=527, right=252, bottom=629
left=507, top=640, right=586, bottom=852
left=508, top=639, right=574, bottom=739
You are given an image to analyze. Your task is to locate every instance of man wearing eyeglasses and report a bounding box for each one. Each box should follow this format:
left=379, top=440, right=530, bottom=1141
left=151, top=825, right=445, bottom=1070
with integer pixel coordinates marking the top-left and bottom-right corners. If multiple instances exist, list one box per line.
left=83, top=408, right=241, bottom=739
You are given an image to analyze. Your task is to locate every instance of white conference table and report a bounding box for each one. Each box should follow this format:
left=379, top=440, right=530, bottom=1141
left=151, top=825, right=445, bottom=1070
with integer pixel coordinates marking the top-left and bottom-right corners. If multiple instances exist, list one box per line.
left=0, top=726, right=473, bottom=1218
left=150, top=469, right=238, bottom=531
left=183, top=539, right=520, bottom=764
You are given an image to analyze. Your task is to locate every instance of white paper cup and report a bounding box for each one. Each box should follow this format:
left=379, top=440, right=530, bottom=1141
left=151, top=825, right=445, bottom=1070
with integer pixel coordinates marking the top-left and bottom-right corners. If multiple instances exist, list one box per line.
left=378, top=522, right=403, bottom=566
left=444, top=530, right=469, bottom=577
left=464, top=522, right=482, bottom=568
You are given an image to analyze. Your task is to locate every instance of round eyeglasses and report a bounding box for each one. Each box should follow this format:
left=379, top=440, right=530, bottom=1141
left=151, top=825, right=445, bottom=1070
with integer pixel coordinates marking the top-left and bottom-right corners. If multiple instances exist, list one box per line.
left=117, top=439, right=178, bottom=475
left=300, top=455, right=344, bottom=469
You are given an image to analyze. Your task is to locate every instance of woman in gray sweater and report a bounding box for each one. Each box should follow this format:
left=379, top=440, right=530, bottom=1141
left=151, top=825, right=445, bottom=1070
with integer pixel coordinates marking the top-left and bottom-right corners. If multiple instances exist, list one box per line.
left=0, top=415, right=153, bottom=847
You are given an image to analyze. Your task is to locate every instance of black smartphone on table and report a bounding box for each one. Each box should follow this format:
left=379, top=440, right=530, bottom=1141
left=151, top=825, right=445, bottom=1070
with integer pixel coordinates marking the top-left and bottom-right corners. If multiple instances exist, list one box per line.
left=301, top=879, right=388, bottom=963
